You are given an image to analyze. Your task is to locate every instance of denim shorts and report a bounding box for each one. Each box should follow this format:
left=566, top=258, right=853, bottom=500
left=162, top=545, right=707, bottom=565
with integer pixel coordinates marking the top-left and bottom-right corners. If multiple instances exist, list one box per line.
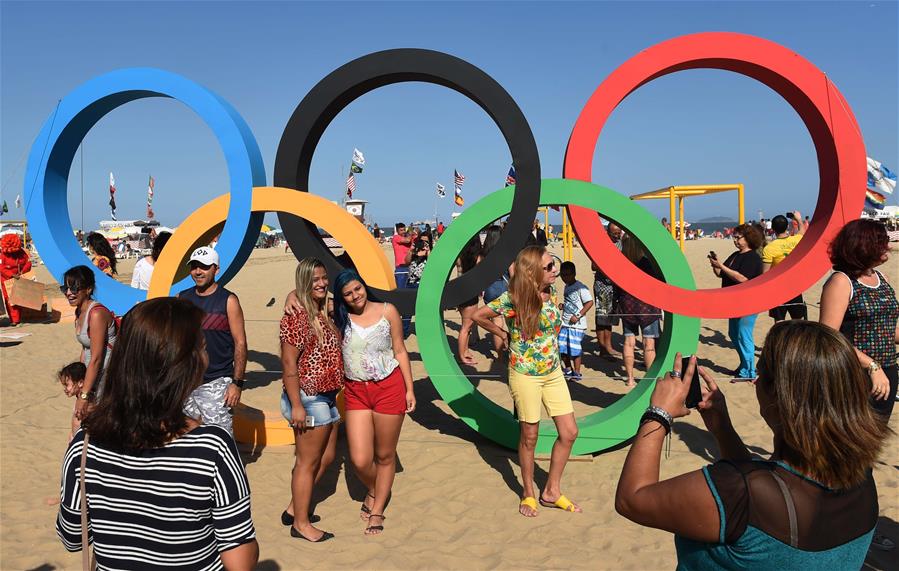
left=622, top=319, right=661, bottom=338
left=280, top=388, right=341, bottom=427
left=483, top=279, right=507, bottom=304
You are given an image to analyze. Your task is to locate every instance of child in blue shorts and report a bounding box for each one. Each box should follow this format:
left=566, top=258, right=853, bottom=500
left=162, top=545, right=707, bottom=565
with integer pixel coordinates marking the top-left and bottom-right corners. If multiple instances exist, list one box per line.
left=559, top=262, right=593, bottom=380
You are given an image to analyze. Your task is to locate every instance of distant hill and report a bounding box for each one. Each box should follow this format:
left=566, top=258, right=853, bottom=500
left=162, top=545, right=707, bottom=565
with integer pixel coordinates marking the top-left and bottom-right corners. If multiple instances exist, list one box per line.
left=696, top=216, right=737, bottom=223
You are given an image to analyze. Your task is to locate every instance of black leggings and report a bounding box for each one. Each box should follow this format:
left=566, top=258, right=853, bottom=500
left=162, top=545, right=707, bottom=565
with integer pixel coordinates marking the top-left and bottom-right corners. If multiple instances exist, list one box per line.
left=871, top=364, right=898, bottom=420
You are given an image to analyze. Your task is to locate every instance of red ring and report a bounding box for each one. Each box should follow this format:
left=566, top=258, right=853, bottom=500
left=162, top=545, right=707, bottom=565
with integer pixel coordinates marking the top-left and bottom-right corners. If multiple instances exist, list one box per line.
left=564, top=32, right=866, bottom=318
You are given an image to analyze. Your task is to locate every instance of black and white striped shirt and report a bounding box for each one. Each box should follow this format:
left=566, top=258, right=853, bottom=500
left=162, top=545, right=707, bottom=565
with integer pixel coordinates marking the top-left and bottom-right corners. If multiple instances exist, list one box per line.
left=57, top=426, right=255, bottom=570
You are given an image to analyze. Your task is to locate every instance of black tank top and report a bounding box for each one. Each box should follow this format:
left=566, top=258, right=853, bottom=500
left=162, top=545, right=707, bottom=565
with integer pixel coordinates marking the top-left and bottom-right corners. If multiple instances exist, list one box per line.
left=179, top=285, right=235, bottom=381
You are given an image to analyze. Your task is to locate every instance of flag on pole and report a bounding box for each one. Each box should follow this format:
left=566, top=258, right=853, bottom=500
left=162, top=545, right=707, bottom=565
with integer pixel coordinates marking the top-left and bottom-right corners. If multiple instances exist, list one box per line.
left=453, top=169, right=465, bottom=207
left=350, top=163, right=363, bottom=174
left=505, top=165, right=516, bottom=187
left=352, top=148, right=365, bottom=167
left=346, top=173, right=356, bottom=198
left=866, top=156, right=896, bottom=210
left=1, top=201, right=7, bottom=215
left=109, top=172, right=117, bottom=221
left=146, top=175, right=155, bottom=219
left=14, top=194, right=21, bottom=209
left=436, top=183, right=446, bottom=198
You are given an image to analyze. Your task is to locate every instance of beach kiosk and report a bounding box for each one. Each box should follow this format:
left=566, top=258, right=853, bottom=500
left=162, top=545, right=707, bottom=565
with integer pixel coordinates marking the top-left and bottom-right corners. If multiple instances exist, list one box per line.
left=630, top=184, right=745, bottom=251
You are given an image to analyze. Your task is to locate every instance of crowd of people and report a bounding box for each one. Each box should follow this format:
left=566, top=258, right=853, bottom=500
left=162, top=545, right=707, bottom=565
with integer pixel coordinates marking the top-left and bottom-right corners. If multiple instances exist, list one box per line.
left=50, top=211, right=896, bottom=568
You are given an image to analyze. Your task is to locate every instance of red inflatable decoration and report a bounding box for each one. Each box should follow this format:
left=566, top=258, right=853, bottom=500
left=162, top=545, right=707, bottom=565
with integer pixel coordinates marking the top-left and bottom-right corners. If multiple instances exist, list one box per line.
left=564, top=32, right=866, bottom=318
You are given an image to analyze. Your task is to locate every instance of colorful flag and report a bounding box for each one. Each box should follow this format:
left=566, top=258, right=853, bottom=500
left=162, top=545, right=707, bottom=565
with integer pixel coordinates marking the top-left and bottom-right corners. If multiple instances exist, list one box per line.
left=352, top=148, right=365, bottom=166
left=147, top=175, right=155, bottom=219
left=436, top=183, right=446, bottom=198
left=346, top=173, right=356, bottom=198
left=866, top=157, right=896, bottom=210
left=454, top=169, right=465, bottom=189
left=109, top=172, right=117, bottom=221
left=1, top=200, right=7, bottom=215
left=350, top=163, right=363, bottom=174
left=505, top=165, right=516, bottom=187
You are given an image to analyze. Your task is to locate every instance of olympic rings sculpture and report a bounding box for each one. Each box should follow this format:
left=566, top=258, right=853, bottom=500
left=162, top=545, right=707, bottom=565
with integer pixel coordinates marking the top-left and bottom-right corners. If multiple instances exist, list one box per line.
left=23, top=32, right=866, bottom=454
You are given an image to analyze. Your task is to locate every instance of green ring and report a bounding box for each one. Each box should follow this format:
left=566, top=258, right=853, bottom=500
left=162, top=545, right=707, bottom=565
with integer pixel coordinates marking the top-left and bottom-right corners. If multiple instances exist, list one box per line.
left=415, top=179, right=700, bottom=455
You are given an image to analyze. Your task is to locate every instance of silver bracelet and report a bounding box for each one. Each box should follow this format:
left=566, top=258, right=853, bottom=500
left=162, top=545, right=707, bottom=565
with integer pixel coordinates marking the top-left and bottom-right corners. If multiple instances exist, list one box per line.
left=647, top=405, right=673, bottom=426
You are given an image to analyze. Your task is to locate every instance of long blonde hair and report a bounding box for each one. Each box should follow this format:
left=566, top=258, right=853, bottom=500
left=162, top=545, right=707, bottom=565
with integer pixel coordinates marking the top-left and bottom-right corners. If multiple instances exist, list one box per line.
left=757, top=321, right=891, bottom=489
left=508, top=246, right=546, bottom=340
left=294, top=258, right=335, bottom=344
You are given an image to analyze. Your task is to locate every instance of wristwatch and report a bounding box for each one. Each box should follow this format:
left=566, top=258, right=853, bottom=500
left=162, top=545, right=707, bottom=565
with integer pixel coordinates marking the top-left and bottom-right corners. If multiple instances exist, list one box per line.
left=867, top=361, right=881, bottom=376
left=78, top=391, right=91, bottom=400
left=231, top=379, right=245, bottom=389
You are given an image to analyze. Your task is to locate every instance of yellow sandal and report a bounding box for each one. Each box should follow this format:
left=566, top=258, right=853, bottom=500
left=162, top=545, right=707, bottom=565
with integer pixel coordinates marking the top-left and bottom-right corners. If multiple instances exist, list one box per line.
left=539, top=494, right=581, bottom=512
left=519, top=496, right=539, bottom=516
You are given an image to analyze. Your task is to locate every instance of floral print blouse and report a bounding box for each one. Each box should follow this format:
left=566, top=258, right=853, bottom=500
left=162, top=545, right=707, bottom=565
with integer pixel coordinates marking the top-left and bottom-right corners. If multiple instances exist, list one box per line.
left=487, top=287, right=562, bottom=376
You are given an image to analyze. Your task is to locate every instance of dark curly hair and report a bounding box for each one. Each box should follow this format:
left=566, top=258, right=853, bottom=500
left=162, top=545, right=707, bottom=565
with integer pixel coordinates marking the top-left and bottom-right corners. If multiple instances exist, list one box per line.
left=733, top=223, right=765, bottom=251
left=82, top=297, right=206, bottom=452
left=828, top=219, right=890, bottom=279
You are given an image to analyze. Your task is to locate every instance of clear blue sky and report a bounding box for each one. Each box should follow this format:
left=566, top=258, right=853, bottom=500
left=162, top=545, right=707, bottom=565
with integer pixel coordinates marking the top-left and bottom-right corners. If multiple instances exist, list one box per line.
left=2, top=1, right=897, bottom=231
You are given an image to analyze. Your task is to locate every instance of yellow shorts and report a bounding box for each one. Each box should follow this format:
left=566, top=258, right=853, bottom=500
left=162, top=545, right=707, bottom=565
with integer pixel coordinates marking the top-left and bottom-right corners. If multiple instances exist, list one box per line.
left=508, top=366, right=574, bottom=423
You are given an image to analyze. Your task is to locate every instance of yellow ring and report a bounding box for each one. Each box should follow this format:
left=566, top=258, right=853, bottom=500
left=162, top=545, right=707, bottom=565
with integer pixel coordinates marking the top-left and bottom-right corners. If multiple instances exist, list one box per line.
left=148, top=186, right=394, bottom=446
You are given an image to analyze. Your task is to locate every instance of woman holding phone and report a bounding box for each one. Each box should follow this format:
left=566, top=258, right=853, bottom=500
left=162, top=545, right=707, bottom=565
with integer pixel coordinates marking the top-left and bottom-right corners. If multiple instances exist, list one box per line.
left=616, top=321, right=889, bottom=568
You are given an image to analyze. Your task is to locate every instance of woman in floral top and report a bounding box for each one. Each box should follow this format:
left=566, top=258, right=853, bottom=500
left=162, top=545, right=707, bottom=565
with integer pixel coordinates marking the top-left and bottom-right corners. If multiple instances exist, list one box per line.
left=472, top=245, right=582, bottom=517
left=279, top=258, right=344, bottom=542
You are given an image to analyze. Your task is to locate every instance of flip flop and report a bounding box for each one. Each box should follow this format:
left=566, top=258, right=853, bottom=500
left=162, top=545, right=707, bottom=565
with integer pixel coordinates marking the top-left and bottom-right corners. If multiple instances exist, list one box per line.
left=539, top=494, right=581, bottom=512
left=519, top=496, right=539, bottom=517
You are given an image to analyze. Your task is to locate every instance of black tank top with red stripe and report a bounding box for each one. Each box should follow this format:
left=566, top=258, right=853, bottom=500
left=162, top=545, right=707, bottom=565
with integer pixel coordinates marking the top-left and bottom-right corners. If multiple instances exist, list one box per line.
left=179, top=285, right=235, bottom=381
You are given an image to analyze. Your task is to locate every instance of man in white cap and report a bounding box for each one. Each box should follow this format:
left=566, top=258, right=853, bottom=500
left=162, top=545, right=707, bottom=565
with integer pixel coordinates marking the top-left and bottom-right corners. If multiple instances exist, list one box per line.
left=178, top=246, right=248, bottom=434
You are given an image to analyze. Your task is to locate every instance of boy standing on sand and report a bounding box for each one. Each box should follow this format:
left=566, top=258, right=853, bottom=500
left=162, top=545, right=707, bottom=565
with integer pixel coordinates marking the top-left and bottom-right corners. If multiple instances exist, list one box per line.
left=559, top=261, right=593, bottom=380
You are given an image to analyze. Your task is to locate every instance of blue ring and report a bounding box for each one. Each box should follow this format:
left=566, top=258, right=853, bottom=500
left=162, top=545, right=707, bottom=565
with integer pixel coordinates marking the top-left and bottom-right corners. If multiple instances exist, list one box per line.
left=22, top=68, right=265, bottom=314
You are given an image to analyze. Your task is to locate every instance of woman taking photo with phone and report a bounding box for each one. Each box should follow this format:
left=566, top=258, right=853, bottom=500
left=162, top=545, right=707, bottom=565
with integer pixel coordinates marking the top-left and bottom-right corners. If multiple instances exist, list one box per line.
left=615, top=321, right=890, bottom=568
left=57, top=297, right=258, bottom=570
left=471, top=245, right=582, bottom=517
left=279, top=258, right=343, bottom=542
left=708, top=223, right=764, bottom=379
left=332, top=269, right=415, bottom=535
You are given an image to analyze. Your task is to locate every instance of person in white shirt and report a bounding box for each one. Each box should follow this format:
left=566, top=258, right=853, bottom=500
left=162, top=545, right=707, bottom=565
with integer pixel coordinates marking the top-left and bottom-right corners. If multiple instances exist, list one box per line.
left=130, top=232, right=171, bottom=291
left=559, top=261, right=593, bottom=380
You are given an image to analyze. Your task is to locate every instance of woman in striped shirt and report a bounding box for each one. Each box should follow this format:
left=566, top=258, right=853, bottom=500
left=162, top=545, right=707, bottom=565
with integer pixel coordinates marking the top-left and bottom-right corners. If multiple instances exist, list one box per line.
left=57, top=297, right=258, bottom=570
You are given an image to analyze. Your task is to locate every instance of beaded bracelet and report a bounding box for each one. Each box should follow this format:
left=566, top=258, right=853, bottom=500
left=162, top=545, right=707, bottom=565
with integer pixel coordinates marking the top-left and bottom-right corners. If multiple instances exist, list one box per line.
left=640, top=406, right=673, bottom=458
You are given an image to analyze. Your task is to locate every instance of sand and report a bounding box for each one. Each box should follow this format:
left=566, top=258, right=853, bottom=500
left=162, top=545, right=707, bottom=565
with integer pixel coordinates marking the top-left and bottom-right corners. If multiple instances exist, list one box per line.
left=1, top=238, right=896, bottom=571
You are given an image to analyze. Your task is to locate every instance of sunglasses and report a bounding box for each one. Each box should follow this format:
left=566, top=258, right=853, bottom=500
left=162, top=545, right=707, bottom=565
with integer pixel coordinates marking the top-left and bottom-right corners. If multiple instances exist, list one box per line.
left=60, top=284, right=82, bottom=295
left=733, top=234, right=744, bottom=240
left=543, top=261, right=555, bottom=272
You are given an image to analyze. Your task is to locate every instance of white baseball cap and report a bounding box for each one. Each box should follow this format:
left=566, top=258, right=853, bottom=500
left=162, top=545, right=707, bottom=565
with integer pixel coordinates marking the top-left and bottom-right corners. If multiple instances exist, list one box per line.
left=187, top=246, right=219, bottom=267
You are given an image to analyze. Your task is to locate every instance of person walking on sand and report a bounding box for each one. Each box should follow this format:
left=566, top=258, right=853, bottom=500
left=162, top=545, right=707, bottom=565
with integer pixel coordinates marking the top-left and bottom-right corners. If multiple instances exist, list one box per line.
left=471, top=246, right=582, bottom=517
left=559, top=261, right=593, bottom=380
left=332, top=269, right=416, bottom=535
left=178, top=247, right=247, bottom=434
left=279, top=258, right=343, bottom=542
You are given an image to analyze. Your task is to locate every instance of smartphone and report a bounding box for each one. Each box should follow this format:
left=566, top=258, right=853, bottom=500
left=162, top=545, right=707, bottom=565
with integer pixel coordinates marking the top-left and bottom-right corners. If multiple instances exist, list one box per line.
left=682, top=355, right=702, bottom=409
left=708, top=251, right=717, bottom=260
left=786, top=212, right=795, bottom=220
left=305, top=416, right=315, bottom=427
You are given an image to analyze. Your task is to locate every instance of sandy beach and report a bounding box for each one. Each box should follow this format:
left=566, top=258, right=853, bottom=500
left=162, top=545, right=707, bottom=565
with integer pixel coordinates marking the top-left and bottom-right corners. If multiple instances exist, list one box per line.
left=1, top=237, right=896, bottom=570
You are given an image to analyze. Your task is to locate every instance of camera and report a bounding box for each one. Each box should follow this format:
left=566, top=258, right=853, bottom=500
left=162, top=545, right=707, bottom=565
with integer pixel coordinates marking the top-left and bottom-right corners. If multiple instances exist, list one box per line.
left=786, top=212, right=795, bottom=220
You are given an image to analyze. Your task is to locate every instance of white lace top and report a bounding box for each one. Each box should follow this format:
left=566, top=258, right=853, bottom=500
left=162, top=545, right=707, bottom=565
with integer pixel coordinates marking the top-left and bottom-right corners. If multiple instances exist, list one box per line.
left=342, top=303, right=399, bottom=381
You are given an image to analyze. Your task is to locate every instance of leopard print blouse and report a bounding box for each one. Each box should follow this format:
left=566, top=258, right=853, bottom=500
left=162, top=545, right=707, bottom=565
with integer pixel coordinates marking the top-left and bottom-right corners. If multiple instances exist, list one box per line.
left=279, top=307, right=344, bottom=395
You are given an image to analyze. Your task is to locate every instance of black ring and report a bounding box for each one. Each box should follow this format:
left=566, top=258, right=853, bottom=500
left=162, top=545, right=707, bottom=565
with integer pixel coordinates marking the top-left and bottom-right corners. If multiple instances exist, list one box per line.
left=274, top=49, right=540, bottom=315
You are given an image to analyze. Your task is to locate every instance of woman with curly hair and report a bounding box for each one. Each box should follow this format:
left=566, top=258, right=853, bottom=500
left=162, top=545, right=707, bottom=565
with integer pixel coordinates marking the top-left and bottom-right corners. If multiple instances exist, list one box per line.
left=472, top=245, right=581, bottom=517
left=709, top=223, right=764, bottom=379
left=820, top=219, right=898, bottom=419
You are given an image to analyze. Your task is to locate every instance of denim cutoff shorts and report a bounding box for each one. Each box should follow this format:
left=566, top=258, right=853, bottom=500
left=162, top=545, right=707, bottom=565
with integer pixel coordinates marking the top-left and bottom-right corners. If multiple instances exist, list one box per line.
left=280, top=388, right=341, bottom=426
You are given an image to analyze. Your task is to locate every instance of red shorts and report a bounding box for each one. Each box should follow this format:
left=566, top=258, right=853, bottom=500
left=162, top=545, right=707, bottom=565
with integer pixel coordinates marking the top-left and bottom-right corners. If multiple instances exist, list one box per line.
left=344, top=367, right=407, bottom=415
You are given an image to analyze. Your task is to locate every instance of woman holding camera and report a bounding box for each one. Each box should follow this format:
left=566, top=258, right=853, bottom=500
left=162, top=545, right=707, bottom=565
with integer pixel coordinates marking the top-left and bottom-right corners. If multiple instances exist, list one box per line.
left=279, top=258, right=343, bottom=542
left=616, top=321, right=890, bottom=568
left=709, top=223, right=764, bottom=379
left=57, top=297, right=258, bottom=570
